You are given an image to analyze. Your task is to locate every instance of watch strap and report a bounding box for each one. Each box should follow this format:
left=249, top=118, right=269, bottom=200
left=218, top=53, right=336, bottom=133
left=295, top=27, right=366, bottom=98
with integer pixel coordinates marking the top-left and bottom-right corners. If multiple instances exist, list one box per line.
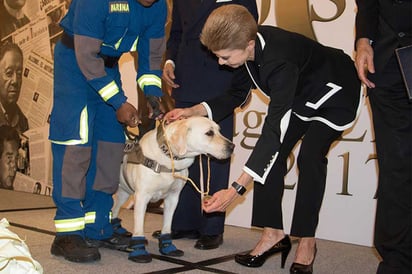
left=231, top=181, right=246, bottom=196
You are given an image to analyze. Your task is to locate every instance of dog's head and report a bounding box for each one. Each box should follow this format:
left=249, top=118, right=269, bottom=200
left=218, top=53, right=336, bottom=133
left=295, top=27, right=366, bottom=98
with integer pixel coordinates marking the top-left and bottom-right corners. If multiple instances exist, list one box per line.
left=161, top=117, right=234, bottom=159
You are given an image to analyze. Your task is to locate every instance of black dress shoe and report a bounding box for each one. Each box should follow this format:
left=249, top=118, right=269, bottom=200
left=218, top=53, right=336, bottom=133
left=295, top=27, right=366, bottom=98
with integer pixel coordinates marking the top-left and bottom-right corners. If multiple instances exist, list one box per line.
left=194, top=234, right=223, bottom=250
left=235, top=235, right=292, bottom=268
left=152, top=229, right=200, bottom=239
left=51, top=235, right=101, bottom=263
left=290, top=245, right=317, bottom=274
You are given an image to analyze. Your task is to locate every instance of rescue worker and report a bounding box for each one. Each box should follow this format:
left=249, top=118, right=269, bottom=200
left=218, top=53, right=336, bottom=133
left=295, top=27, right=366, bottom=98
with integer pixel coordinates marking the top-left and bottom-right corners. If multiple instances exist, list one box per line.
left=49, top=0, right=167, bottom=263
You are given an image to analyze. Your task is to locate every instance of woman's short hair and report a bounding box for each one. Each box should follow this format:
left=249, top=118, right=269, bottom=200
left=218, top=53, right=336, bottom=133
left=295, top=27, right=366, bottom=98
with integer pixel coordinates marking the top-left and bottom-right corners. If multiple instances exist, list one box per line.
left=200, top=4, right=257, bottom=52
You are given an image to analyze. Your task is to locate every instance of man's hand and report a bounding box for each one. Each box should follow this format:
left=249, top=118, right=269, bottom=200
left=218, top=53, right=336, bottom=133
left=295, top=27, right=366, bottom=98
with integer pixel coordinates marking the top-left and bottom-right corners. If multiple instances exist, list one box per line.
left=116, top=102, right=140, bottom=127
left=355, top=38, right=376, bottom=88
left=162, top=62, right=179, bottom=88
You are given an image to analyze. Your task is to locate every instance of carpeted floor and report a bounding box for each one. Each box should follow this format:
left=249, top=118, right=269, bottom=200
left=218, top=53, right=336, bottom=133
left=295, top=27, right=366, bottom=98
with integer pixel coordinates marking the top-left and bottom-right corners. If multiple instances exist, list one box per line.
left=0, top=189, right=380, bottom=273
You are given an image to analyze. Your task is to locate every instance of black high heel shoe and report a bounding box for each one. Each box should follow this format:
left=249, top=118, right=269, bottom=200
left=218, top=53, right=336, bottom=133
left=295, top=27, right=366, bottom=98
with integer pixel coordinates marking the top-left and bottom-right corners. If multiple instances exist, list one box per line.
left=235, top=235, right=291, bottom=268
left=289, top=245, right=317, bottom=274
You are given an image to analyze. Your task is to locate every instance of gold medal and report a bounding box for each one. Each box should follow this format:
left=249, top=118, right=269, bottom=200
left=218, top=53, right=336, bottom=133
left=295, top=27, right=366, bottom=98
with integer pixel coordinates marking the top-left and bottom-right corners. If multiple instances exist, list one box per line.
left=203, top=194, right=212, bottom=202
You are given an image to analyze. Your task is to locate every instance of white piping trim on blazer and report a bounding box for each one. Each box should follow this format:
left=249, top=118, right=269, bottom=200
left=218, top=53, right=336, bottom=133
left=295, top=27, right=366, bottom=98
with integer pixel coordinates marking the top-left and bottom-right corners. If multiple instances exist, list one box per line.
left=294, top=86, right=364, bottom=131
left=245, top=110, right=291, bottom=185
left=244, top=32, right=269, bottom=100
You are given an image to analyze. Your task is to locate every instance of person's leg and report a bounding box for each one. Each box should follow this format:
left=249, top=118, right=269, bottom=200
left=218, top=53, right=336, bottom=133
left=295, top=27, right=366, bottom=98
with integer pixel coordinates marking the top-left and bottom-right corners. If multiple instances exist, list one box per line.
left=50, top=42, right=100, bottom=262
left=199, top=114, right=233, bottom=236
left=193, top=114, right=233, bottom=249
left=50, top=143, right=101, bottom=262
left=168, top=101, right=201, bottom=235
left=251, top=115, right=308, bottom=253
left=234, top=115, right=305, bottom=268
left=369, top=86, right=412, bottom=274
left=83, top=97, right=129, bottom=250
left=170, top=160, right=203, bottom=233
left=172, top=111, right=232, bottom=250
left=290, top=120, right=342, bottom=266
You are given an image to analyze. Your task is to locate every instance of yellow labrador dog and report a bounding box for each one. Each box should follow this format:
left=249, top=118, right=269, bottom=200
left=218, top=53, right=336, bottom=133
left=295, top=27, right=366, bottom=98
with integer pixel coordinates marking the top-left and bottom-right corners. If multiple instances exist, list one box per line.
left=112, top=117, right=234, bottom=263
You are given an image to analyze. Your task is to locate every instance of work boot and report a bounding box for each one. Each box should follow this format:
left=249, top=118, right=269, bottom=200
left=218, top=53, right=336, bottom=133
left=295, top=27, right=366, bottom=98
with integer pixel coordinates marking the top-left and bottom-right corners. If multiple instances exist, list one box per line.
left=86, top=233, right=130, bottom=251
left=51, top=235, right=100, bottom=263
left=112, top=218, right=132, bottom=237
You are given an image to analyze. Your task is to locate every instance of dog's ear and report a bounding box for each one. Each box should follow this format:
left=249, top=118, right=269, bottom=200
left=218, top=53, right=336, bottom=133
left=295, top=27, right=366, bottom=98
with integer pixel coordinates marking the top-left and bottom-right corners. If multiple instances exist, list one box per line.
left=169, top=124, right=188, bottom=156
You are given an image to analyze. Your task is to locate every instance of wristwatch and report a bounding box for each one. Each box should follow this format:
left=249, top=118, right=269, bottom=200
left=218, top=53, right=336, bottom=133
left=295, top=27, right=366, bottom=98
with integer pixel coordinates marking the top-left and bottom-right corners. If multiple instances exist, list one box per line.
left=231, top=181, right=246, bottom=196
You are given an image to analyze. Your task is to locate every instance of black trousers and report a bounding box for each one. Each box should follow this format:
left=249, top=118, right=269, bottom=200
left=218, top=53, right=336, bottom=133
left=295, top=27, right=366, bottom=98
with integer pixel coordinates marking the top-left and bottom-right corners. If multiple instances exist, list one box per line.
left=171, top=101, right=233, bottom=235
left=252, top=115, right=342, bottom=237
left=369, top=86, right=412, bottom=274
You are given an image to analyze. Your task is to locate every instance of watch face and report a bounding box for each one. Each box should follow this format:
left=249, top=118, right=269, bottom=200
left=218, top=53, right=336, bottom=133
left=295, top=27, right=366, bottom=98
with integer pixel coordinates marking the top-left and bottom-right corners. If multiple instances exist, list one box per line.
left=232, top=181, right=246, bottom=195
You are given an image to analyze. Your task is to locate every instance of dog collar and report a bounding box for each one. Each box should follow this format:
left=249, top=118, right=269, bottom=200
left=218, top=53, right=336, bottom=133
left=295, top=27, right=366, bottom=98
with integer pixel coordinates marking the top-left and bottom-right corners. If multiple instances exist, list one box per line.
left=156, top=122, right=183, bottom=160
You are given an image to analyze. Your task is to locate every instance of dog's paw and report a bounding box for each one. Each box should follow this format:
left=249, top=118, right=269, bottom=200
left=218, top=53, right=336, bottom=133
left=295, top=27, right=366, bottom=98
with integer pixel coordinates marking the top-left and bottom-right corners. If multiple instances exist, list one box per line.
left=158, top=234, right=184, bottom=257
left=128, top=251, right=152, bottom=263
left=128, top=236, right=152, bottom=263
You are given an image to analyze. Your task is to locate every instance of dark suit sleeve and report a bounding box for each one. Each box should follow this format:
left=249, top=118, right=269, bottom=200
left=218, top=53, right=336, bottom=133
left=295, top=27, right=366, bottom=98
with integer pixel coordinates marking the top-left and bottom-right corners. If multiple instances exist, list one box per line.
left=237, top=0, right=259, bottom=21
left=245, top=61, right=299, bottom=182
left=165, top=0, right=182, bottom=61
left=355, top=0, right=378, bottom=41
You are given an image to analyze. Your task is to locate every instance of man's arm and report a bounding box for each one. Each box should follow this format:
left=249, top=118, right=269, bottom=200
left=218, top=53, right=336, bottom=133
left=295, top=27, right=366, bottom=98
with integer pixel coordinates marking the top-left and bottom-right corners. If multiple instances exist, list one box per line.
left=354, top=0, right=378, bottom=88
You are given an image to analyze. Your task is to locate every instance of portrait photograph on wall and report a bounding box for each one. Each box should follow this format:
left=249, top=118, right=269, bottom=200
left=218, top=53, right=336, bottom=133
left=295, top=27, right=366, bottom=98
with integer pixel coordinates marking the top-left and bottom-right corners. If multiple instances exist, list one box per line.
left=0, top=0, right=70, bottom=195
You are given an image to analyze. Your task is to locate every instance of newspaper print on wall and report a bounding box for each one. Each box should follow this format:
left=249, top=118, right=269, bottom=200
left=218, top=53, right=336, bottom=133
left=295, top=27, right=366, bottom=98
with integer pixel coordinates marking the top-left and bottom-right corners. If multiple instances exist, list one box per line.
left=0, top=0, right=70, bottom=195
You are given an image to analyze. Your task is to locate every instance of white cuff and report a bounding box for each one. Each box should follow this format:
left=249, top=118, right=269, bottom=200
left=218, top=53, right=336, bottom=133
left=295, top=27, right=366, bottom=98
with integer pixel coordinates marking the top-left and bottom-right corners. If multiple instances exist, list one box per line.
left=200, top=102, right=213, bottom=120
left=165, top=59, right=175, bottom=68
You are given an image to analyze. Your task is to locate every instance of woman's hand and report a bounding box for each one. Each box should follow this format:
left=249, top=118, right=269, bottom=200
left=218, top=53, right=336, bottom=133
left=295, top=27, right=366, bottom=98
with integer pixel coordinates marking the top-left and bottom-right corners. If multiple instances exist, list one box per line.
left=202, top=187, right=239, bottom=212
left=164, top=104, right=208, bottom=123
left=163, top=108, right=190, bottom=122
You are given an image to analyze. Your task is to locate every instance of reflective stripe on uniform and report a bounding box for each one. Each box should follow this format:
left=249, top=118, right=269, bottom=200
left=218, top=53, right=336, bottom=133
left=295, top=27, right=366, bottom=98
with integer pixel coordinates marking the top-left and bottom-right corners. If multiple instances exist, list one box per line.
left=55, top=217, right=85, bottom=232
left=137, top=74, right=162, bottom=90
left=99, top=81, right=119, bottom=101
left=50, top=106, right=89, bottom=145
left=102, top=37, right=124, bottom=50
left=84, top=211, right=96, bottom=224
left=130, top=37, right=138, bottom=51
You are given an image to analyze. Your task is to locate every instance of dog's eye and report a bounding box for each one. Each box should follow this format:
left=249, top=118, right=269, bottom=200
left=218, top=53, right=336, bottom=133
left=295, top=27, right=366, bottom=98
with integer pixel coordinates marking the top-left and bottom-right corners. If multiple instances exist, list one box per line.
left=205, top=130, right=214, bottom=137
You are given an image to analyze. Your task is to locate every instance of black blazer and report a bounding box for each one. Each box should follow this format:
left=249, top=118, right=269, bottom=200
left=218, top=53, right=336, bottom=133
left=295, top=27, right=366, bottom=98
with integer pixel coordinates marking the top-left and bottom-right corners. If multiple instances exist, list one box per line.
left=166, top=0, right=258, bottom=103
left=355, top=0, right=412, bottom=85
left=207, top=26, right=362, bottom=183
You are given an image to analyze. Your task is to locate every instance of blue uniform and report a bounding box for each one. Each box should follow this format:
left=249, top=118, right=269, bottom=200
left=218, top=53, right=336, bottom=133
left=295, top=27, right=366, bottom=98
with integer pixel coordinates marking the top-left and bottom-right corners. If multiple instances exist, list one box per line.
left=49, top=0, right=166, bottom=240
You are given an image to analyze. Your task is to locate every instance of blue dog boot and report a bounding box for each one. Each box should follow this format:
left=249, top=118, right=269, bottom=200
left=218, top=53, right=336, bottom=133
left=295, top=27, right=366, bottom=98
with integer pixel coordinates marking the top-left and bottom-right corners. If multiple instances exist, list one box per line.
left=111, top=218, right=132, bottom=237
left=158, top=233, right=184, bottom=257
left=128, top=236, right=151, bottom=263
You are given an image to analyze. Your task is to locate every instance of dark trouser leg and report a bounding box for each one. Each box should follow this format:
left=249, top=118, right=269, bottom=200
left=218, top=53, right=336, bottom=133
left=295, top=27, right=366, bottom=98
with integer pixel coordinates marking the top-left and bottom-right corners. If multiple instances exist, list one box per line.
left=290, top=121, right=342, bottom=237
left=252, top=115, right=308, bottom=228
left=369, top=86, right=412, bottom=274
left=172, top=106, right=232, bottom=235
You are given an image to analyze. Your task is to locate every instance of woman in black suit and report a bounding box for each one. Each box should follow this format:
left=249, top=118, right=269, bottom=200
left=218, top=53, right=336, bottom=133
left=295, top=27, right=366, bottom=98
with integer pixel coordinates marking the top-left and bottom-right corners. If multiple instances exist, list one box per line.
left=165, top=5, right=361, bottom=274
